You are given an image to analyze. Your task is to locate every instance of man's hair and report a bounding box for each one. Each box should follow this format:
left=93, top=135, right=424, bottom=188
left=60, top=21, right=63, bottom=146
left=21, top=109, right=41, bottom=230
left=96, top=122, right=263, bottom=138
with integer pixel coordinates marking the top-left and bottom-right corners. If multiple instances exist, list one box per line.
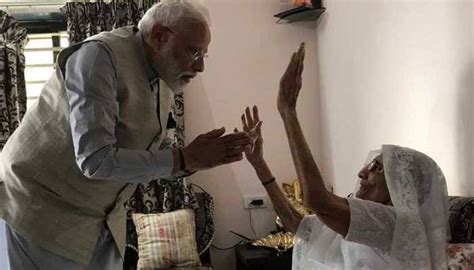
left=138, top=0, right=210, bottom=43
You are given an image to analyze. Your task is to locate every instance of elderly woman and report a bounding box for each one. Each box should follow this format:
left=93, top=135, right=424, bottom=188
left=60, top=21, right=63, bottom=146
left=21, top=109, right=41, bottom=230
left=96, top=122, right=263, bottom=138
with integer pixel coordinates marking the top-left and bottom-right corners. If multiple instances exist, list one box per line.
left=238, top=43, right=450, bottom=269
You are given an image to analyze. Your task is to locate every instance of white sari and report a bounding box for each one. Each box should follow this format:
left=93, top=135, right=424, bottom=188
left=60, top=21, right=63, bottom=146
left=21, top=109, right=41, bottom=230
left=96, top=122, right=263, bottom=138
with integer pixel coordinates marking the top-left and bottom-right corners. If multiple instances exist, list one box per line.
left=292, top=145, right=450, bottom=270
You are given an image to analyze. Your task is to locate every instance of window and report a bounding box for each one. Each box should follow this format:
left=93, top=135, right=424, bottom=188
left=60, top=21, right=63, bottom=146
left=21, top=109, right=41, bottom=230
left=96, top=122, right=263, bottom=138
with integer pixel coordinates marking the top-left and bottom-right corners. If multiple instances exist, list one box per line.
left=24, top=32, right=69, bottom=109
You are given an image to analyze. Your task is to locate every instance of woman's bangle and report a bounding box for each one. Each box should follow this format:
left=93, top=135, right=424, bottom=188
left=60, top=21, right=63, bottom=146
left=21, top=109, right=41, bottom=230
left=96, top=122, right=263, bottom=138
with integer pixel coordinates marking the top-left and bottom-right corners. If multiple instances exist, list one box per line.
left=262, top=177, right=276, bottom=186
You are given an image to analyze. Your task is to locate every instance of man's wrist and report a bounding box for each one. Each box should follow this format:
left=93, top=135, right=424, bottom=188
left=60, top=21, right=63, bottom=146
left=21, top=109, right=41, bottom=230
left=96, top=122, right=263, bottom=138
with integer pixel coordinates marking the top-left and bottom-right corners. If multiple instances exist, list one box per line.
left=180, top=148, right=191, bottom=170
left=171, top=149, right=181, bottom=175
left=171, top=148, right=196, bottom=178
left=179, top=148, right=196, bottom=174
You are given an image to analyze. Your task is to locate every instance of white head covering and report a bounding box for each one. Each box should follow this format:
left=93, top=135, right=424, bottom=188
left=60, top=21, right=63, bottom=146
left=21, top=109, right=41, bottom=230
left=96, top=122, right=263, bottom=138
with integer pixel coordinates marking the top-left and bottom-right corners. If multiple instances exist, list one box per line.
left=382, top=145, right=449, bottom=269
left=292, top=145, right=449, bottom=270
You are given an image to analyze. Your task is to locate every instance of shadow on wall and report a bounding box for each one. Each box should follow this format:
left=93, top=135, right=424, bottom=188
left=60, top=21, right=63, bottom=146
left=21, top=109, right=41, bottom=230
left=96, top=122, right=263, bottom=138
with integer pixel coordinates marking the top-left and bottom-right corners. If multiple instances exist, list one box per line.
left=314, top=12, right=336, bottom=191
left=456, top=61, right=474, bottom=196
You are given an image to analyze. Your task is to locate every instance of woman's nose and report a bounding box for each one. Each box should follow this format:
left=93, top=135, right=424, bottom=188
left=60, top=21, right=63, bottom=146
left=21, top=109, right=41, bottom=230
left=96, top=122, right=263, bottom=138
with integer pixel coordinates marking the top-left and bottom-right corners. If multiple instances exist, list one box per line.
left=358, top=166, right=369, bottom=179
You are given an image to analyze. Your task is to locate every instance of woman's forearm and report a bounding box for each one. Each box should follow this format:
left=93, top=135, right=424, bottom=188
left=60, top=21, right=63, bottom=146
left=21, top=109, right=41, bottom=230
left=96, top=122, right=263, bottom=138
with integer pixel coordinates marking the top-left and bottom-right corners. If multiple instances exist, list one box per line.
left=252, top=161, right=303, bottom=233
left=279, top=109, right=329, bottom=210
left=273, top=42, right=350, bottom=236
left=279, top=110, right=351, bottom=236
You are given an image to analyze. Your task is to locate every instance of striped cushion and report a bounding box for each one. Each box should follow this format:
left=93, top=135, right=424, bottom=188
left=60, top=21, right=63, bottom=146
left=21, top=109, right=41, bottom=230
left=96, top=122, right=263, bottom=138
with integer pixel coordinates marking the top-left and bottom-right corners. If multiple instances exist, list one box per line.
left=133, top=209, right=201, bottom=269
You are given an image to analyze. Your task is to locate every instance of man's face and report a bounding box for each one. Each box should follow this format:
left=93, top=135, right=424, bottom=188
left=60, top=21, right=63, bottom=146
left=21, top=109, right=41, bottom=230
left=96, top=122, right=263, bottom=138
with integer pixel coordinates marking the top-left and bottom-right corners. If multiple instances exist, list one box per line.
left=149, top=21, right=211, bottom=92
left=355, top=154, right=391, bottom=204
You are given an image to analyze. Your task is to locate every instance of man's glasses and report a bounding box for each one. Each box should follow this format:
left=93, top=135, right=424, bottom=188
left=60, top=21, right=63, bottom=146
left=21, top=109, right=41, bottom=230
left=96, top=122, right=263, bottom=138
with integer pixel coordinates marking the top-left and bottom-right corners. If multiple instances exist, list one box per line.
left=166, top=27, right=208, bottom=62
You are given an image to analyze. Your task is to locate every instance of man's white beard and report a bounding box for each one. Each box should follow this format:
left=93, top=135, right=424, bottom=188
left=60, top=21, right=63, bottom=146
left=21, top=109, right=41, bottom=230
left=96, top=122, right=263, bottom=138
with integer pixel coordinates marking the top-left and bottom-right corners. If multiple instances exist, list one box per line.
left=163, top=71, right=194, bottom=94
left=152, top=43, right=196, bottom=94
left=156, top=58, right=186, bottom=93
left=167, top=80, right=184, bottom=94
left=153, top=65, right=182, bottom=94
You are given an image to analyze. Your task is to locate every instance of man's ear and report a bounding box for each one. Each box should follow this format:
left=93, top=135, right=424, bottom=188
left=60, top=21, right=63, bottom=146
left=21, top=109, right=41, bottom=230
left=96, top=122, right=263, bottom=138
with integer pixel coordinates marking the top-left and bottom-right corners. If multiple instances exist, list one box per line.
left=150, top=24, right=171, bottom=50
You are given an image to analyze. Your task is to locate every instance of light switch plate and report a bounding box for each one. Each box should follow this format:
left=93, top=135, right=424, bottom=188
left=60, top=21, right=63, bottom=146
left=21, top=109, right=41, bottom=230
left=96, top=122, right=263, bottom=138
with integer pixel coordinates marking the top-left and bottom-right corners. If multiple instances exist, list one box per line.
left=243, top=194, right=267, bottom=209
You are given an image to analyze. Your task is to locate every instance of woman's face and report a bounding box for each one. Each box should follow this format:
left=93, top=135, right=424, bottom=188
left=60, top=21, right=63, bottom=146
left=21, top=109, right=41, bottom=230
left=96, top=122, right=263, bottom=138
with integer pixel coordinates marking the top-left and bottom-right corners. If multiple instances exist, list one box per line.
left=355, top=154, right=391, bottom=204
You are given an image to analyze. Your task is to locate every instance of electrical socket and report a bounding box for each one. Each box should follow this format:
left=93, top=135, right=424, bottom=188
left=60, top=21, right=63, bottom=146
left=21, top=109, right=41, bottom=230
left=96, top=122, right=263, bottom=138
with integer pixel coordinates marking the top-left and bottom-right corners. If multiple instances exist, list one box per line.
left=243, top=194, right=267, bottom=209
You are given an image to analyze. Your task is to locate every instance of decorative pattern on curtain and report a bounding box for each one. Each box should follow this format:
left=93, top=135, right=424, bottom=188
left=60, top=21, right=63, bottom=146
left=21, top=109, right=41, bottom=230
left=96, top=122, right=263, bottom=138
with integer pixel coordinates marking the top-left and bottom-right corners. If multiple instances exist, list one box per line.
left=0, top=10, right=28, bottom=149
left=62, top=0, right=157, bottom=44
left=61, top=0, right=214, bottom=261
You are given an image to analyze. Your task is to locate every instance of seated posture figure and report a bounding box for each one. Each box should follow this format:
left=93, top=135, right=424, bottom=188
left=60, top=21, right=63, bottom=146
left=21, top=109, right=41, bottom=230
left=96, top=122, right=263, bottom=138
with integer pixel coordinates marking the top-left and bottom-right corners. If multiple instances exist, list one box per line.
left=238, top=43, right=450, bottom=270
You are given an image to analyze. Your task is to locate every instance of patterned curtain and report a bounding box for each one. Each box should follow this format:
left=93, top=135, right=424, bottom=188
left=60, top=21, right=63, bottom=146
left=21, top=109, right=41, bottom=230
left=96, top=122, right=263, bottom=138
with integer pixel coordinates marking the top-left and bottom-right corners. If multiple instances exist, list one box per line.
left=0, top=11, right=28, bottom=149
left=61, top=0, right=214, bottom=264
left=62, top=0, right=157, bottom=44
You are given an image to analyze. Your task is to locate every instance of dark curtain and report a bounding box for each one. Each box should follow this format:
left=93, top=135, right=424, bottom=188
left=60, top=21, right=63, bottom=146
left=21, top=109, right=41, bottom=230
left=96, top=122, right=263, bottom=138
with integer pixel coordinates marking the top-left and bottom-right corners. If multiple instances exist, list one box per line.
left=61, top=1, right=214, bottom=266
left=63, top=0, right=157, bottom=44
left=0, top=10, right=28, bottom=149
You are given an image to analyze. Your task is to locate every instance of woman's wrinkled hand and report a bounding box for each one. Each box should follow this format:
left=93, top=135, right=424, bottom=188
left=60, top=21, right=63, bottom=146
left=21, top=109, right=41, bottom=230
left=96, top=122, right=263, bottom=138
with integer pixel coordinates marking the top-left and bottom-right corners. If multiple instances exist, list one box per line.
left=235, top=105, right=264, bottom=168
left=278, top=42, right=305, bottom=115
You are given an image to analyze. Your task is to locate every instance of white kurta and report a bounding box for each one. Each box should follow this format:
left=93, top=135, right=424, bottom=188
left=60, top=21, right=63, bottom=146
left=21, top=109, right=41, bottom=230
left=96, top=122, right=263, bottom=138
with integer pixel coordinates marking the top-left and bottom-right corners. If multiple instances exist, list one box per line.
left=293, top=198, right=395, bottom=270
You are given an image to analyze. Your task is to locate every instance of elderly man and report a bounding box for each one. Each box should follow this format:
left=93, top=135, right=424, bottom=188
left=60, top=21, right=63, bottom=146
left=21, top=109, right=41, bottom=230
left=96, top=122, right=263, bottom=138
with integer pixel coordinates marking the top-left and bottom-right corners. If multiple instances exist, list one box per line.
left=0, top=1, right=250, bottom=269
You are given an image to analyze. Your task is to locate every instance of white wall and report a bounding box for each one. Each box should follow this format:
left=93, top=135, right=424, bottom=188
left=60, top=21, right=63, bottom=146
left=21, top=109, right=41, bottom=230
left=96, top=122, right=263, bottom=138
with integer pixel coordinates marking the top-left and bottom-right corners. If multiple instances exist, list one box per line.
left=186, top=0, right=472, bottom=269
left=185, top=1, right=322, bottom=269
left=316, top=0, right=473, bottom=197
